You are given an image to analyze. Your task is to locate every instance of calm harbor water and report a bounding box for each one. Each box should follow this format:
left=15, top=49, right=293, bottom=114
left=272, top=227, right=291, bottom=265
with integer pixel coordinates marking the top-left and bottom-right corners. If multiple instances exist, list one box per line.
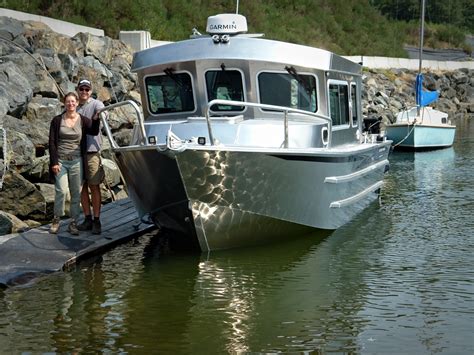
left=0, top=119, right=473, bottom=354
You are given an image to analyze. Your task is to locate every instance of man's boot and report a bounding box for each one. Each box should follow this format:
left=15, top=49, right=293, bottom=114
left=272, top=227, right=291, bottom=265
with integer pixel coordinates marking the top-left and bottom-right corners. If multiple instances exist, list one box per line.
left=77, top=215, right=93, bottom=231
left=92, top=218, right=101, bottom=235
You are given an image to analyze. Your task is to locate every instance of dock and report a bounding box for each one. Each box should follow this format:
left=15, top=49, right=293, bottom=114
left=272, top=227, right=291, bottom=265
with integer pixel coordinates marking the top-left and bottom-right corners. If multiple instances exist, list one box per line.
left=0, top=198, right=156, bottom=287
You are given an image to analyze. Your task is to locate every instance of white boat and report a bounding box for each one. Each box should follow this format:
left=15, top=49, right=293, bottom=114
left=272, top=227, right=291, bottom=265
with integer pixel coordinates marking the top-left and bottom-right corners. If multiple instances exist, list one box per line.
left=99, top=13, right=391, bottom=251
left=385, top=0, right=456, bottom=150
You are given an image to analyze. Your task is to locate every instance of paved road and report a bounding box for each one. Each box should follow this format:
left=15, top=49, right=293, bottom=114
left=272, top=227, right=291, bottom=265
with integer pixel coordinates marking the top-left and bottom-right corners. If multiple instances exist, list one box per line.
left=405, top=35, right=474, bottom=61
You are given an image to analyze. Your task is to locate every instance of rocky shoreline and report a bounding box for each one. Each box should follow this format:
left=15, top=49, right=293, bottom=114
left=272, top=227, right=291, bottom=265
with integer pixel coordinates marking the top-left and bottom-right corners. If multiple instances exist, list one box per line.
left=0, top=16, right=473, bottom=235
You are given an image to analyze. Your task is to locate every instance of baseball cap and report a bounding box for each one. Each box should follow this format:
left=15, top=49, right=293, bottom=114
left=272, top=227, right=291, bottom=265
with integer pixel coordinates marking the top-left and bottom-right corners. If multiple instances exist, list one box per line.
left=78, top=79, right=92, bottom=88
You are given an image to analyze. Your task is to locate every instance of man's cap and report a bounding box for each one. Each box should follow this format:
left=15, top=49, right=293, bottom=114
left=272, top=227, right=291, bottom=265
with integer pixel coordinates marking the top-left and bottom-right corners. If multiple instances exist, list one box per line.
left=78, top=79, right=92, bottom=88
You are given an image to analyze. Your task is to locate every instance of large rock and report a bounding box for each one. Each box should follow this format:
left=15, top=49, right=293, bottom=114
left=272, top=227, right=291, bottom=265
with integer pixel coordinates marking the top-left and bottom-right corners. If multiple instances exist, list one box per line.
left=74, top=32, right=132, bottom=66
left=107, top=103, right=140, bottom=131
left=24, top=156, right=50, bottom=183
left=0, top=16, right=31, bottom=51
left=0, top=170, right=46, bottom=220
left=0, top=16, right=24, bottom=40
left=3, top=129, right=36, bottom=174
left=452, top=71, right=469, bottom=85
left=102, top=158, right=121, bottom=187
left=2, top=115, right=41, bottom=151
left=35, top=182, right=55, bottom=220
left=58, top=53, right=79, bottom=79
left=22, top=97, right=62, bottom=147
left=27, top=24, right=84, bottom=57
left=0, top=61, right=33, bottom=117
left=0, top=211, right=29, bottom=235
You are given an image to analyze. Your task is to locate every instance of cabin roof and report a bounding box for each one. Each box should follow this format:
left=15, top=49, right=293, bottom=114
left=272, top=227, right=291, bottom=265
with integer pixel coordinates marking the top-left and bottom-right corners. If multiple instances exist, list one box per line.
left=131, top=36, right=360, bottom=74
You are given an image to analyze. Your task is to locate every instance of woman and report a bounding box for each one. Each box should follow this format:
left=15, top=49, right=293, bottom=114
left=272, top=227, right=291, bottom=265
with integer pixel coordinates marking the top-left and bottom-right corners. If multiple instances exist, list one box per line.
left=48, top=92, right=100, bottom=235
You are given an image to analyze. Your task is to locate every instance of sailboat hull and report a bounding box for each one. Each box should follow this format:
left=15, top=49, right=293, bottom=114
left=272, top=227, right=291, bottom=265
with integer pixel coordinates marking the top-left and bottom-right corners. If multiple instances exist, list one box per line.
left=386, top=123, right=456, bottom=150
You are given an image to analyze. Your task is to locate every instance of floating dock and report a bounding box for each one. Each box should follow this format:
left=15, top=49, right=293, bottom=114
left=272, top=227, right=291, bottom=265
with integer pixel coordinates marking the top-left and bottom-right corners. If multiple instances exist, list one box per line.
left=0, top=198, right=155, bottom=287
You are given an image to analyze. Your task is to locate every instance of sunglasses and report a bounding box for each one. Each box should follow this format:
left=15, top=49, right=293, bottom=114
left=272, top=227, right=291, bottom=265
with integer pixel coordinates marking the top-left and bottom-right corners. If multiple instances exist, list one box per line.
left=79, top=87, right=90, bottom=92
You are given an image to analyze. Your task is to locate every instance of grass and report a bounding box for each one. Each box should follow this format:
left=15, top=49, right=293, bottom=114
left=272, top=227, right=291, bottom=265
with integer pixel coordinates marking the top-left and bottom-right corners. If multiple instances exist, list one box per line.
left=3, top=0, right=471, bottom=57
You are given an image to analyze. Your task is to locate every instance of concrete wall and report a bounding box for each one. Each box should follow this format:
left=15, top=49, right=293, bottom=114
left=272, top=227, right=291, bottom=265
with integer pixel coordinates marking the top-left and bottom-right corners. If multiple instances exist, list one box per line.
left=0, top=8, right=104, bottom=37
left=118, top=30, right=171, bottom=51
left=343, top=55, right=474, bottom=70
left=119, top=31, right=151, bottom=52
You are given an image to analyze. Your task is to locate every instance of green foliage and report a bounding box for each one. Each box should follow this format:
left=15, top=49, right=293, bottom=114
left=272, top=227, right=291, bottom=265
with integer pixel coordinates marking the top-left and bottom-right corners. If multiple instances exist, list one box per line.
left=2, top=0, right=469, bottom=57
left=371, top=0, right=473, bottom=32
left=433, top=24, right=466, bottom=46
left=392, top=19, right=470, bottom=51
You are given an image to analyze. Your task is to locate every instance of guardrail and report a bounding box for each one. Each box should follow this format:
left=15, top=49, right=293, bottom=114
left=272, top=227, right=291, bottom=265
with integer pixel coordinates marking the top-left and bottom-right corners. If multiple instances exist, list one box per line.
left=97, top=100, right=148, bottom=149
left=205, top=99, right=332, bottom=148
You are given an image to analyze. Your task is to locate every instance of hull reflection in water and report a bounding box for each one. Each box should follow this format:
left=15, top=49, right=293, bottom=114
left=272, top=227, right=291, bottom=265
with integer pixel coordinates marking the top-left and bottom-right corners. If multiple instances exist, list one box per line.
left=117, top=229, right=340, bottom=353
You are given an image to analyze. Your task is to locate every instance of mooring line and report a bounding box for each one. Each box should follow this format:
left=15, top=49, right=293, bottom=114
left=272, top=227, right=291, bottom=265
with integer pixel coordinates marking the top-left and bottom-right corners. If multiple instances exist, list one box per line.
left=0, top=127, right=8, bottom=190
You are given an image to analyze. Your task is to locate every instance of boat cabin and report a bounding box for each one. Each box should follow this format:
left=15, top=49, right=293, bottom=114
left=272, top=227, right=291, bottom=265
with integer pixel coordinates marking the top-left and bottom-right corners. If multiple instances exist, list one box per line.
left=130, top=14, right=363, bottom=149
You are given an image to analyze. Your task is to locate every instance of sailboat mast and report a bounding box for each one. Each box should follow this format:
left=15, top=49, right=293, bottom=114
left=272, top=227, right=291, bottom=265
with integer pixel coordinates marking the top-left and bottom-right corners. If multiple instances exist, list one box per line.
left=416, top=0, right=426, bottom=115
left=418, top=0, right=425, bottom=74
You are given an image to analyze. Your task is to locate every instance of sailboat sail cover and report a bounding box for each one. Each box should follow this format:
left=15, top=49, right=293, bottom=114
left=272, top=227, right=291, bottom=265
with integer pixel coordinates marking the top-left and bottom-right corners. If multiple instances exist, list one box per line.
left=415, top=73, right=439, bottom=106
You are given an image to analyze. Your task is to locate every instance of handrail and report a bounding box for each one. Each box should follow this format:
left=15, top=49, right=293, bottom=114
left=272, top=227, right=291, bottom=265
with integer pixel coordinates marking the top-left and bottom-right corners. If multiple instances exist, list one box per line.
left=97, top=100, right=148, bottom=149
left=205, top=99, right=332, bottom=147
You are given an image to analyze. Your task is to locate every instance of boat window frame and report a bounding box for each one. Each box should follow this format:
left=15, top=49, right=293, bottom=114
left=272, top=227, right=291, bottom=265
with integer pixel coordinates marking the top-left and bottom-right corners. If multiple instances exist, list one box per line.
left=204, top=67, right=247, bottom=114
left=350, top=82, right=359, bottom=128
left=143, top=70, right=197, bottom=117
left=327, top=79, right=350, bottom=128
left=256, top=69, right=319, bottom=115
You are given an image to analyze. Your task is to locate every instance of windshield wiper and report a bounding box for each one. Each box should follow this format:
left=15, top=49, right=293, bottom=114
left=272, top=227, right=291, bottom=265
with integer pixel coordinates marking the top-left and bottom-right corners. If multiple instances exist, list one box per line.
left=164, top=68, right=189, bottom=91
left=285, top=65, right=312, bottom=95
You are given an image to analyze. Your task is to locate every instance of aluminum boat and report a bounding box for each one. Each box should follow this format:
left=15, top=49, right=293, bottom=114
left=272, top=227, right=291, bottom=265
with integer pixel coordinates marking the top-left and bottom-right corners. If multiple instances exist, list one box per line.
left=100, top=13, right=391, bottom=251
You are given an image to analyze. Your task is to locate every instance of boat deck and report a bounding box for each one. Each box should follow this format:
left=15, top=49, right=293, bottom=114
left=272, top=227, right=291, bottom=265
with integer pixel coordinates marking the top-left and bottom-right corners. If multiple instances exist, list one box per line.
left=0, top=198, right=156, bottom=288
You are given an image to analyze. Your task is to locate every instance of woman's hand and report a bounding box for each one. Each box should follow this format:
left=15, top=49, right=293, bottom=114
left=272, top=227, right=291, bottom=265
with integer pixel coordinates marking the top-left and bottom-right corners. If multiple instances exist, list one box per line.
left=51, top=164, right=61, bottom=175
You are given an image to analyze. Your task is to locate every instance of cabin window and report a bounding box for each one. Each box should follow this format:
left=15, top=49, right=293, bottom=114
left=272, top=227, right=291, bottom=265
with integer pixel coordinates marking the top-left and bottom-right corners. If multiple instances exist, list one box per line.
left=351, top=83, right=359, bottom=127
left=205, top=70, right=244, bottom=111
left=329, top=82, right=349, bottom=126
left=145, top=73, right=194, bottom=114
left=258, top=72, right=317, bottom=112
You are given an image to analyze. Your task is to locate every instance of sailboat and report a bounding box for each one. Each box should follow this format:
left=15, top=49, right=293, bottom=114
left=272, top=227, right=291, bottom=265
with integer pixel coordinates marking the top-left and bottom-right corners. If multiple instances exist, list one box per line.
left=385, top=0, right=456, bottom=150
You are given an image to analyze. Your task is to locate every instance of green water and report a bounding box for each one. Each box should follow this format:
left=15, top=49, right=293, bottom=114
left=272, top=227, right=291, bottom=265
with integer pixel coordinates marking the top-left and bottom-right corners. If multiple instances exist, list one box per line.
left=0, top=119, right=473, bottom=354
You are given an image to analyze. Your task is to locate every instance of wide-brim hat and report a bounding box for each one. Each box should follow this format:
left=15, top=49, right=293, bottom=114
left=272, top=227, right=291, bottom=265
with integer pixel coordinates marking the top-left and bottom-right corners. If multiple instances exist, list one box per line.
left=77, top=79, right=92, bottom=88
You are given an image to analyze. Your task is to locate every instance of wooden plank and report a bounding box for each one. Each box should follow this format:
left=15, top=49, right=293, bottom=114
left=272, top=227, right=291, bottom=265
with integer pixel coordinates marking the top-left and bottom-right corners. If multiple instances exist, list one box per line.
left=0, top=198, right=157, bottom=287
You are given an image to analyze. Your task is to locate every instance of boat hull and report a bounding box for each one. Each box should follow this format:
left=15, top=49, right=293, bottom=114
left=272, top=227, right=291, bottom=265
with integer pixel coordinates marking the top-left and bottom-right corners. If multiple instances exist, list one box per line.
left=386, top=123, right=456, bottom=150
left=114, top=144, right=390, bottom=251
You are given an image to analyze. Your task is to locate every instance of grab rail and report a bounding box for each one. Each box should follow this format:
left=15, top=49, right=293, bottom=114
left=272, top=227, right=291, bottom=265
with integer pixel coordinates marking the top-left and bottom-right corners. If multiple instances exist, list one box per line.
left=97, top=100, right=148, bottom=149
left=206, top=99, right=332, bottom=148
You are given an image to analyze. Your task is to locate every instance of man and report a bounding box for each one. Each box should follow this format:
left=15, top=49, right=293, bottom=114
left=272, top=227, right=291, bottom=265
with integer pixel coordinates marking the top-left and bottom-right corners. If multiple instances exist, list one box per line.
left=76, top=79, right=105, bottom=234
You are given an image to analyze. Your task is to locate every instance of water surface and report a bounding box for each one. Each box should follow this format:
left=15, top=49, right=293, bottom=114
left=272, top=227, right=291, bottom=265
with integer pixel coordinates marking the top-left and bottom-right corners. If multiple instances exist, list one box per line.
left=0, top=119, right=473, bottom=354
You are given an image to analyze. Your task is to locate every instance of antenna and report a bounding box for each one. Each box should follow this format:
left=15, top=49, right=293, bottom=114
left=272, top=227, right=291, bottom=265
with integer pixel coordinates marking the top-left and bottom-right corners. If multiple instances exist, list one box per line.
left=236, top=0, right=239, bottom=14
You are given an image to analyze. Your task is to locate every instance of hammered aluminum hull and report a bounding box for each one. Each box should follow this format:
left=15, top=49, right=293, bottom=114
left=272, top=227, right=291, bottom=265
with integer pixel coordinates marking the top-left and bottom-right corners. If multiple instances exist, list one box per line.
left=114, top=143, right=390, bottom=251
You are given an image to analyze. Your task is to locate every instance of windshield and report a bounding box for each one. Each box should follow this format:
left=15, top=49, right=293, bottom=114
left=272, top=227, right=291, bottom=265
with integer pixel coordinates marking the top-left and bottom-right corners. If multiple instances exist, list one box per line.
left=145, top=73, right=195, bottom=114
left=258, top=72, right=318, bottom=112
left=205, top=70, right=244, bottom=112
